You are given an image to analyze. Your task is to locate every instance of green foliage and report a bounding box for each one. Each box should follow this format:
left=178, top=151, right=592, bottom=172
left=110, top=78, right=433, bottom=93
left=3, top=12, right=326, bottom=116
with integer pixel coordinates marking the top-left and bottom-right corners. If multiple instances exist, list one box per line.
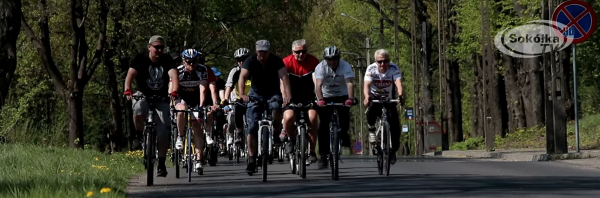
left=450, top=137, right=484, bottom=150
left=0, top=144, right=144, bottom=198
left=495, top=126, right=546, bottom=149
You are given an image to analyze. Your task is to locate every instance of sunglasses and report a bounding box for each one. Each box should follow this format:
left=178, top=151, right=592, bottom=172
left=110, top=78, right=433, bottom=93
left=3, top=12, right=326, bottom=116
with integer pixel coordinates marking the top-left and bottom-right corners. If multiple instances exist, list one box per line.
left=325, top=58, right=339, bottom=61
left=152, top=45, right=165, bottom=50
left=185, top=59, right=198, bottom=64
left=376, top=59, right=390, bottom=64
left=294, top=50, right=307, bottom=54
left=236, top=57, right=247, bottom=62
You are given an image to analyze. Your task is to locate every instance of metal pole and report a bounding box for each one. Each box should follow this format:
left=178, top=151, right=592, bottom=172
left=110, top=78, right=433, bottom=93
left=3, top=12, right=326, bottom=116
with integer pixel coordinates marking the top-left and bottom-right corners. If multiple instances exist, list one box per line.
left=573, top=44, right=580, bottom=152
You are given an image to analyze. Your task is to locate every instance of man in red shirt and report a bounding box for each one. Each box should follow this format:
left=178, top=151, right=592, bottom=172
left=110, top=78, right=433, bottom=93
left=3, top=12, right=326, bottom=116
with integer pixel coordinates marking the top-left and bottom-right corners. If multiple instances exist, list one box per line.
left=280, top=39, right=320, bottom=163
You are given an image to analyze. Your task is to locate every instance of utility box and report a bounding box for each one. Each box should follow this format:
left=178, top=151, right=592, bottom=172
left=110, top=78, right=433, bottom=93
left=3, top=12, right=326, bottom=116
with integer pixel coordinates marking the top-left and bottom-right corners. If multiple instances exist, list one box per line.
left=419, top=122, right=445, bottom=152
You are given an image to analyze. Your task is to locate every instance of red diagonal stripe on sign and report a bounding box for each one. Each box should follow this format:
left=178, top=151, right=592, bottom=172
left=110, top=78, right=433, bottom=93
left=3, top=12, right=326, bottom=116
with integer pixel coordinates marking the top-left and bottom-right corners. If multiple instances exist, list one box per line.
left=559, top=7, right=591, bottom=35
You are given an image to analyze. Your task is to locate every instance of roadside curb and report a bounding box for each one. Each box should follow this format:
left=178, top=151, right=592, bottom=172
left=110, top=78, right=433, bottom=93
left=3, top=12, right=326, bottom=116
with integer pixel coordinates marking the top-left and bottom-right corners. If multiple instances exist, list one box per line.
left=423, top=150, right=600, bottom=161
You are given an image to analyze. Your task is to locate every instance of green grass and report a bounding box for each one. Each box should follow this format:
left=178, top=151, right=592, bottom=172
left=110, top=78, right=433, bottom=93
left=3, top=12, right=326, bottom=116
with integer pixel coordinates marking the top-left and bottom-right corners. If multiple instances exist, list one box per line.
left=451, top=114, right=600, bottom=150
left=0, top=144, right=144, bottom=198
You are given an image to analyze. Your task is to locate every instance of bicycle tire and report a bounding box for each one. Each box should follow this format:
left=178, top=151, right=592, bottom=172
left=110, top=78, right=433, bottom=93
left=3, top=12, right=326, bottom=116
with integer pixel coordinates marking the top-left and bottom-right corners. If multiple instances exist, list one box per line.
left=175, top=146, right=180, bottom=179
left=384, top=122, right=391, bottom=176
left=377, top=150, right=383, bottom=175
left=332, top=126, right=339, bottom=181
left=187, top=128, right=193, bottom=182
left=146, top=128, right=155, bottom=186
left=261, top=126, right=269, bottom=182
left=299, top=126, right=307, bottom=179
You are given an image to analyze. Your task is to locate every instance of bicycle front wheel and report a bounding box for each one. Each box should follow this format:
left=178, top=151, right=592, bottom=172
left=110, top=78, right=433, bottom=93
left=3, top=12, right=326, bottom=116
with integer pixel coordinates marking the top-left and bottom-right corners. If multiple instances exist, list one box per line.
left=261, top=126, right=269, bottom=182
left=146, top=128, right=156, bottom=186
left=331, top=127, right=339, bottom=181
left=383, top=122, right=391, bottom=176
left=299, top=126, right=307, bottom=179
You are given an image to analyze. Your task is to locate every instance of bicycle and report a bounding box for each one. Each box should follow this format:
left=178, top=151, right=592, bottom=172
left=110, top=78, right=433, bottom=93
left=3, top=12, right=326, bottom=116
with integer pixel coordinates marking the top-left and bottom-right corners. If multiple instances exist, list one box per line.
left=169, top=105, right=181, bottom=179
left=229, top=100, right=248, bottom=165
left=324, top=102, right=350, bottom=181
left=247, top=101, right=275, bottom=182
left=371, top=98, right=401, bottom=176
left=172, top=105, right=204, bottom=181
left=286, top=102, right=313, bottom=179
left=132, top=93, right=167, bottom=186
left=202, top=106, right=221, bottom=167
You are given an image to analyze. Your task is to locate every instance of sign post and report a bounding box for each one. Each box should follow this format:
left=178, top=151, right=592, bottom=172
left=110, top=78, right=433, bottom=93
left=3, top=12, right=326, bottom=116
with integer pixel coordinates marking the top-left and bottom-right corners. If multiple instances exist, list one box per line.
left=553, top=0, right=597, bottom=153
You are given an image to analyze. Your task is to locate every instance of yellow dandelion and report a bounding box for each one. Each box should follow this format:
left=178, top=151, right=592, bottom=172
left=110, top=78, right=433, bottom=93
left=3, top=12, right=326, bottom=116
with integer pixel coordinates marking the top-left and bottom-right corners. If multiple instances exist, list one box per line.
left=132, top=166, right=135, bottom=169
left=94, top=157, right=99, bottom=161
left=86, top=191, right=93, bottom=197
left=100, top=188, right=111, bottom=193
left=60, top=170, right=65, bottom=173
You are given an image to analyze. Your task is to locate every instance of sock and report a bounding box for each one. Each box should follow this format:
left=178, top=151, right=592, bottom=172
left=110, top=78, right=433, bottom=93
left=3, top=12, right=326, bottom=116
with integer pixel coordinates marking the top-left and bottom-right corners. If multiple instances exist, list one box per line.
left=158, top=157, right=166, bottom=168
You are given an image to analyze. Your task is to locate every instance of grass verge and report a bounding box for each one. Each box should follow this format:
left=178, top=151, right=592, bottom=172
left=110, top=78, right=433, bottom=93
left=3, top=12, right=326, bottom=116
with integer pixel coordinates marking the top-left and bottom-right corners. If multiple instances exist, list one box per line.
left=451, top=114, right=600, bottom=150
left=0, top=144, right=144, bottom=198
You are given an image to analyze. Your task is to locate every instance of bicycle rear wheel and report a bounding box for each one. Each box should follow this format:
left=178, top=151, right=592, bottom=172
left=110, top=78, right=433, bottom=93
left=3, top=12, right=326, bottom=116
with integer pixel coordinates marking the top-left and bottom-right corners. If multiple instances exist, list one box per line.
left=331, top=127, right=339, bottom=181
left=146, top=128, right=156, bottom=186
left=261, top=126, right=269, bottom=182
left=383, top=122, right=391, bottom=176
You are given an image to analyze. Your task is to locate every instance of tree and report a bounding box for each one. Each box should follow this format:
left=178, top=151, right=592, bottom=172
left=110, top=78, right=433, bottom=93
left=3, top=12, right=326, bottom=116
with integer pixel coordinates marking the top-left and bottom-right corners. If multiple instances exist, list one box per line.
left=21, top=0, right=108, bottom=148
left=0, top=0, right=22, bottom=110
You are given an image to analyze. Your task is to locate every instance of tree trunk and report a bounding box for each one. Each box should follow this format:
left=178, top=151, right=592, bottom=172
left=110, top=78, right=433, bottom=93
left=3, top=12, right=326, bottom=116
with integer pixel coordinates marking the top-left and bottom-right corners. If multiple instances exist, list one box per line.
left=0, top=0, right=22, bottom=109
left=448, top=60, right=463, bottom=142
left=560, top=46, right=573, bottom=120
left=67, top=94, right=84, bottom=148
left=104, top=1, right=125, bottom=152
left=503, top=54, right=526, bottom=133
left=519, top=57, right=544, bottom=128
left=471, top=54, right=483, bottom=137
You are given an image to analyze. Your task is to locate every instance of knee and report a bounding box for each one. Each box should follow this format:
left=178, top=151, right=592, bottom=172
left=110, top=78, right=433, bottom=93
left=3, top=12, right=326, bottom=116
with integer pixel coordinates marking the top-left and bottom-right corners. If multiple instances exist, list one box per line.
left=283, top=110, right=294, bottom=123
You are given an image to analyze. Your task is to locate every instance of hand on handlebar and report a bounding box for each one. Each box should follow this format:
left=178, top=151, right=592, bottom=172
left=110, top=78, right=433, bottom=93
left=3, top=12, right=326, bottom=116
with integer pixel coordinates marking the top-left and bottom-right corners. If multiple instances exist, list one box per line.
left=124, top=89, right=133, bottom=101
left=363, top=96, right=370, bottom=106
left=399, top=95, right=405, bottom=106
left=317, top=99, right=326, bottom=107
left=239, top=95, right=249, bottom=102
left=282, top=96, right=291, bottom=107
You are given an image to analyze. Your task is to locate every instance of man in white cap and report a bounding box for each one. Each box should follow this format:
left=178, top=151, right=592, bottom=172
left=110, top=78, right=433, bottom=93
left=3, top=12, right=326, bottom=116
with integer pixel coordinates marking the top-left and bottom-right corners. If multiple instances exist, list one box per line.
left=238, top=39, right=292, bottom=174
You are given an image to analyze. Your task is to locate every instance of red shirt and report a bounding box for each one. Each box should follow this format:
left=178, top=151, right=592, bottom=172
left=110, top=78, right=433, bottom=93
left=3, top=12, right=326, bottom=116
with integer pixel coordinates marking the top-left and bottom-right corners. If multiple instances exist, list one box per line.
left=283, top=54, right=319, bottom=76
left=282, top=54, right=319, bottom=102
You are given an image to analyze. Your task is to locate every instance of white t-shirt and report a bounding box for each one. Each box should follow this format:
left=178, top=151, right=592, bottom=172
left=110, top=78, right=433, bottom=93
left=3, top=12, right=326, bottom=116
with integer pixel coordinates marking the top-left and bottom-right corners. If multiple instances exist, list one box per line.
left=364, top=62, right=402, bottom=99
left=314, top=59, right=355, bottom=98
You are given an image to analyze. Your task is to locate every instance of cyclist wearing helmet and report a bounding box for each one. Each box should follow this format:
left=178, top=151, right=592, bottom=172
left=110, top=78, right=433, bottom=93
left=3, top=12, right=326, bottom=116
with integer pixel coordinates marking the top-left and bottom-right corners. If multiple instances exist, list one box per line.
left=210, top=67, right=228, bottom=156
left=363, top=49, right=404, bottom=165
left=280, top=39, right=320, bottom=163
left=314, top=46, right=356, bottom=169
left=222, top=47, right=252, bottom=144
left=124, top=35, right=179, bottom=177
left=173, top=49, right=210, bottom=173
left=238, top=40, right=292, bottom=174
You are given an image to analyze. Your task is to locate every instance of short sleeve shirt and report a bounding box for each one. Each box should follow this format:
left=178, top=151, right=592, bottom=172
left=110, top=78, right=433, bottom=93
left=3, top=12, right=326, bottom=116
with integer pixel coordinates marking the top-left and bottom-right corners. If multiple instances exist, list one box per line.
left=225, top=66, right=251, bottom=96
left=176, top=65, right=206, bottom=106
left=364, top=62, right=402, bottom=99
left=242, top=53, right=285, bottom=96
left=283, top=54, right=319, bottom=102
left=196, top=64, right=217, bottom=105
left=130, top=53, right=175, bottom=97
left=314, top=59, right=355, bottom=98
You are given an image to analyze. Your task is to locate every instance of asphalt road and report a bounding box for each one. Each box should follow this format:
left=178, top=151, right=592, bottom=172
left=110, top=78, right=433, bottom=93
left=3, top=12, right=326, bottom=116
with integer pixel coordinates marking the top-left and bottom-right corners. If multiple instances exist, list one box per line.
left=126, top=156, right=600, bottom=197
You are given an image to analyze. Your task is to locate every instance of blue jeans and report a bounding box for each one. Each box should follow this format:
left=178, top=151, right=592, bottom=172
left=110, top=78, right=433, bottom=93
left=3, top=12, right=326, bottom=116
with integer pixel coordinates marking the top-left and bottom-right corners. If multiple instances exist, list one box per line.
left=245, top=91, right=282, bottom=135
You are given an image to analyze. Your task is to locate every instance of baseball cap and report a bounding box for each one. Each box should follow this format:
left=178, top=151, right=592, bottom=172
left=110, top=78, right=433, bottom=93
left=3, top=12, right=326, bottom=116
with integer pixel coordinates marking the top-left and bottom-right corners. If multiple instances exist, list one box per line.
left=211, top=67, right=222, bottom=76
left=148, top=35, right=165, bottom=45
left=255, top=40, right=270, bottom=51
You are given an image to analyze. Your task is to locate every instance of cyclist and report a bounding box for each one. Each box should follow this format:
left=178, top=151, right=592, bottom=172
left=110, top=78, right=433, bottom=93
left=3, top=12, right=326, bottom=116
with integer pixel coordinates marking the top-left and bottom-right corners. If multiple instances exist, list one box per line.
left=173, top=49, right=209, bottom=172
left=280, top=39, right=320, bottom=163
left=314, top=46, right=356, bottom=169
left=211, top=67, right=228, bottom=156
left=124, top=35, right=179, bottom=177
left=363, top=49, right=405, bottom=165
left=222, top=48, right=251, bottom=145
left=238, top=40, right=292, bottom=174
left=196, top=59, right=219, bottom=145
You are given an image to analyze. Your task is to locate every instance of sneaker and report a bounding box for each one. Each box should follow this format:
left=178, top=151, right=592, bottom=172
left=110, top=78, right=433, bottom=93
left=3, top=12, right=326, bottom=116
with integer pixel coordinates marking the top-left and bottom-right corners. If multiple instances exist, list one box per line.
left=369, top=132, right=377, bottom=143
left=309, top=151, right=318, bottom=163
left=157, top=167, right=168, bottom=177
left=205, top=133, right=215, bottom=145
left=195, top=162, right=203, bottom=170
left=246, top=156, right=256, bottom=173
left=227, top=134, right=233, bottom=145
left=220, top=151, right=226, bottom=156
left=279, top=129, right=288, bottom=142
left=390, top=153, right=397, bottom=165
left=318, top=157, right=328, bottom=169
left=175, top=136, right=183, bottom=150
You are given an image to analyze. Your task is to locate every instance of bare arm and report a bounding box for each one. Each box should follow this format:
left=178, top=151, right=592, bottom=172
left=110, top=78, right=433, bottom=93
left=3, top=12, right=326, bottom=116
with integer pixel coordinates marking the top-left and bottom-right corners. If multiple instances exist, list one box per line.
left=345, top=77, right=355, bottom=99
left=219, top=89, right=225, bottom=101
left=395, top=79, right=403, bottom=96
left=364, top=80, right=372, bottom=99
left=210, top=82, right=218, bottom=104
left=224, top=87, right=233, bottom=101
left=315, top=78, right=324, bottom=100
left=124, top=68, right=137, bottom=92
left=168, top=69, right=179, bottom=93
left=199, top=81, right=207, bottom=106
left=278, top=67, right=292, bottom=99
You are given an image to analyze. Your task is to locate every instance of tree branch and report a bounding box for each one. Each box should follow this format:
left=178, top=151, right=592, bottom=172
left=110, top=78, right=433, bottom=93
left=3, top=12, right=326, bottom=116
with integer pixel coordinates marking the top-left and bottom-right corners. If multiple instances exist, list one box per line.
left=21, top=1, right=67, bottom=93
left=361, top=0, right=412, bottom=38
left=83, top=0, right=108, bottom=85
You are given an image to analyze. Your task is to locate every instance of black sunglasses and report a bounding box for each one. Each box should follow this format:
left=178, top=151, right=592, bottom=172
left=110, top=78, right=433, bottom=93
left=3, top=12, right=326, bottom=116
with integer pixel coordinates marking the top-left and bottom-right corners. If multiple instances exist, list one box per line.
left=236, top=57, right=247, bottom=62
left=185, top=59, right=198, bottom=64
left=152, top=45, right=165, bottom=50
left=294, top=50, right=307, bottom=54
left=376, top=59, right=390, bottom=64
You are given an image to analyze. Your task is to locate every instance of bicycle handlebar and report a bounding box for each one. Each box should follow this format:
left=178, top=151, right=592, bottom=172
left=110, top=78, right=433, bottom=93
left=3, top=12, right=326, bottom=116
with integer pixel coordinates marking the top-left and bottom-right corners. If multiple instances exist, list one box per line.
left=371, top=99, right=400, bottom=103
